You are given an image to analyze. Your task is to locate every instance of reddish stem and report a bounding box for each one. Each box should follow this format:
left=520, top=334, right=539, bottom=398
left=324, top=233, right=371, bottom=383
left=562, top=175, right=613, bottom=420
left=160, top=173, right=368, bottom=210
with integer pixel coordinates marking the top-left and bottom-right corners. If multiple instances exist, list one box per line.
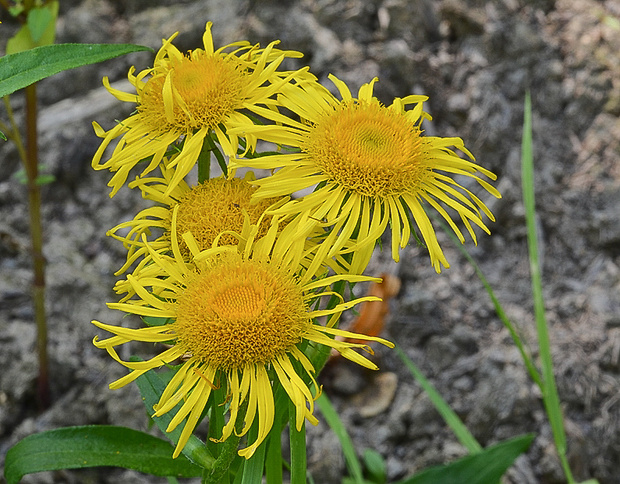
left=25, top=83, right=50, bottom=410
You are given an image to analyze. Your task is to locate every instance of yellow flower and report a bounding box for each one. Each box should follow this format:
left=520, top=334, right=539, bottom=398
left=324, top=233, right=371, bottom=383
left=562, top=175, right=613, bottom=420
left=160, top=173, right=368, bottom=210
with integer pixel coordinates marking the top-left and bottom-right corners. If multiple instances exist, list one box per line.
left=92, top=216, right=393, bottom=459
left=107, top=162, right=284, bottom=276
left=92, top=22, right=309, bottom=197
left=229, top=75, right=501, bottom=273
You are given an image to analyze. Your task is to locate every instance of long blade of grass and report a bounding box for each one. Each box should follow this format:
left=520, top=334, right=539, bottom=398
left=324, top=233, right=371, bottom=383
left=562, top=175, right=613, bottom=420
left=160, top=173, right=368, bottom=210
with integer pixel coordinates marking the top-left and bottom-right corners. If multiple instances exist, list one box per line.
left=436, top=218, right=542, bottom=388
left=395, top=345, right=482, bottom=454
left=316, top=392, right=365, bottom=483
left=521, top=91, right=574, bottom=484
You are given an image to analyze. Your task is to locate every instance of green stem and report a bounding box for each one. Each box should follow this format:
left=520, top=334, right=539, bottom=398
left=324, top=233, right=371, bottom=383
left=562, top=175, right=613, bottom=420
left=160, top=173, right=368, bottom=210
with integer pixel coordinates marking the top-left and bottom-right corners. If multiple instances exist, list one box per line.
left=203, top=398, right=248, bottom=484
left=265, top=383, right=290, bottom=484
left=197, top=138, right=211, bottom=184
left=3, top=97, right=28, bottom=163
left=23, top=83, right=50, bottom=410
left=5, top=87, right=50, bottom=410
left=207, top=134, right=228, bottom=177
left=289, top=399, right=307, bottom=484
left=207, top=380, right=227, bottom=459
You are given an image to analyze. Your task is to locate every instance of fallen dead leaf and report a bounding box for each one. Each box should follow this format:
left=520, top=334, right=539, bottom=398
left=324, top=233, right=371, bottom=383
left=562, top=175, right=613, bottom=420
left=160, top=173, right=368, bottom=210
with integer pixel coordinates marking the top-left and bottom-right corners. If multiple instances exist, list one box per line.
left=346, top=273, right=401, bottom=344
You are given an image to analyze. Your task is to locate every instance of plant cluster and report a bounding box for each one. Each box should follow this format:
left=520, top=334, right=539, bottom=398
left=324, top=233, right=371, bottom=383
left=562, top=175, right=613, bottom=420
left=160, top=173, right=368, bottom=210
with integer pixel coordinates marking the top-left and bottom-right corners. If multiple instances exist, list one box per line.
left=4, top=15, right=589, bottom=484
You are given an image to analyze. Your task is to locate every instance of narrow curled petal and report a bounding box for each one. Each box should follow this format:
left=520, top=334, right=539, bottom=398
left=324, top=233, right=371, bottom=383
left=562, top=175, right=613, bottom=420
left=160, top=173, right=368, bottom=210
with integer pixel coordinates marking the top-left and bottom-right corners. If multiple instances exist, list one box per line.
left=92, top=23, right=311, bottom=196
left=92, top=203, right=394, bottom=460
left=233, top=75, right=500, bottom=272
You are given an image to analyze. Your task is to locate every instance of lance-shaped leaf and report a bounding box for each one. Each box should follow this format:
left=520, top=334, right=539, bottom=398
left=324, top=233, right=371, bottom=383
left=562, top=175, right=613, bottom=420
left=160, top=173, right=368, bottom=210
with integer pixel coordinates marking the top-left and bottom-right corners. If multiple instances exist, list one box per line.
left=3, top=425, right=202, bottom=484
left=394, top=433, right=535, bottom=484
left=135, top=365, right=216, bottom=470
left=6, top=1, right=59, bottom=54
left=0, top=43, right=152, bottom=97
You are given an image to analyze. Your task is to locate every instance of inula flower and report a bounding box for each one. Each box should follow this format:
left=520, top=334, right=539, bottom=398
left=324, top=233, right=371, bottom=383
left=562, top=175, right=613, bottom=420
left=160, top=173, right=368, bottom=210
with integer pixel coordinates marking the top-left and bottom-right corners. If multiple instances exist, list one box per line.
left=230, top=75, right=501, bottom=273
left=107, top=162, right=284, bottom=276
left=92, top=22, right=309, bottom=197
left=92, top=216, right=393, bottom=459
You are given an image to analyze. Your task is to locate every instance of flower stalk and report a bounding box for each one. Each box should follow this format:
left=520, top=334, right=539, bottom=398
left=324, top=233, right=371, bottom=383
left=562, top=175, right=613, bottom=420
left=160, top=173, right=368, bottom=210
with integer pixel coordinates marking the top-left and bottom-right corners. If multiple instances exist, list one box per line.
left=203, top=398, right=248, bottom=484
left=1, top=0, right=55, bottom=412
left=24, top=82, right=50, bottom=410
left=2, top=84, right=50, bottom=410
left=197, top=137, right=212, bottom=184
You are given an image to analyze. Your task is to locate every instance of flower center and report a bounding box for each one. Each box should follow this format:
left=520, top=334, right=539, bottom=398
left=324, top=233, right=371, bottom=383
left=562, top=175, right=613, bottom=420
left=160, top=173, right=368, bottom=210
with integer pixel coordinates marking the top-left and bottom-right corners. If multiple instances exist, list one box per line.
left=139, top=52, right=249, bottom=133
left=305, top=102, right=425, bottom=197
left=172, top=178, right=279, bottom=257
left=174, top=255, right=310, bottom=368
left=212, top=285, right=266, bottom=321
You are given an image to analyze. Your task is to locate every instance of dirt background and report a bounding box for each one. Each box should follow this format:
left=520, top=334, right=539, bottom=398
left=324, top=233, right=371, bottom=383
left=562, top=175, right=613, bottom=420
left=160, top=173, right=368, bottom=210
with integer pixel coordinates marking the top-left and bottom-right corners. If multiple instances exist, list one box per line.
left=1, top=0, right=620, bottom=482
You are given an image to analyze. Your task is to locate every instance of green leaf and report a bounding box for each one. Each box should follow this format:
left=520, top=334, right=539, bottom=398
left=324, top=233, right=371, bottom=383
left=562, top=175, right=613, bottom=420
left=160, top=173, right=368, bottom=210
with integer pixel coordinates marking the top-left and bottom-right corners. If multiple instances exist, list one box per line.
left=142, top=315, right=174, bottom=327
left=27, top=2, right=58, bottom=44
left=135, top=366, right=216, bottom=470
left=363, top=449, right=387, bottom=484
left=35, top=174, right=56, bottom=185
left=12, top=164, right=55, bottom=185
left=3, top=425, right=203, bottom=484
left=6, top=25, right=36, bottom=55
left=436, top=214, right=543, bottom=389
left=8, top=3, right=24, bottom=16
left=394, top=434, right=534, bottom=484
left=316, top=392, right=364, bottom=484
left=6, top=2, right=59, bottom=54
left=0, top=43, right=152, bottom=97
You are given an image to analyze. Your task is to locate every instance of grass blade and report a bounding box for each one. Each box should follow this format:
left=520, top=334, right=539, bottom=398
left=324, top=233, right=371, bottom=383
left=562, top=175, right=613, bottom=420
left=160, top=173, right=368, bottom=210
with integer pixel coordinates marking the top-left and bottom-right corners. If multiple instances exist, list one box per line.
left=437, top=218, right=543, bottom=388
left=316, top=392, right=365, bottom=483
left=521, top=92, right=574, bottom=483
left=395, top=345, right=482, bottom=454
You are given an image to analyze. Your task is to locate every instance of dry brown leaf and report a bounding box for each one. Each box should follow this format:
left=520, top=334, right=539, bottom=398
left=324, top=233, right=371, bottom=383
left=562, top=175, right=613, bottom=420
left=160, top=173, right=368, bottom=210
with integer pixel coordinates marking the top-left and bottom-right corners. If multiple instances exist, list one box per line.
left=345, top=273, right=401, bottom=344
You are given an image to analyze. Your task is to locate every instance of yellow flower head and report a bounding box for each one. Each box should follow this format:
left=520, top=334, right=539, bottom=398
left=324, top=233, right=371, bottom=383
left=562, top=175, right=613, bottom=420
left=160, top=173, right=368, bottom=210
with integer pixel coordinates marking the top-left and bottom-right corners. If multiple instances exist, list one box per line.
left=108, top=162, right=284, bottom=276
left=92, top=217, right=393, bottom=459
left=229, top=75, right=501, bottom=273
left=92, top=22, right=309, bottom=197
